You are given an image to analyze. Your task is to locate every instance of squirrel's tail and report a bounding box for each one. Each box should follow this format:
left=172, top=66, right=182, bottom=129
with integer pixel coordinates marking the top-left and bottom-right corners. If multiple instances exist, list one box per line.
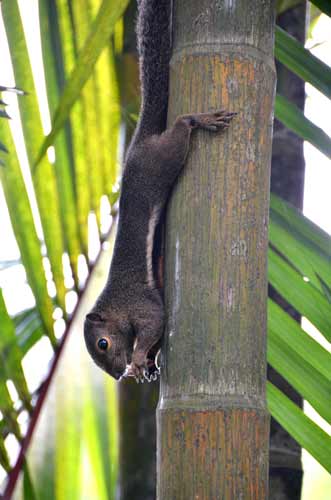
left=134, top=0, right=171, bottom=139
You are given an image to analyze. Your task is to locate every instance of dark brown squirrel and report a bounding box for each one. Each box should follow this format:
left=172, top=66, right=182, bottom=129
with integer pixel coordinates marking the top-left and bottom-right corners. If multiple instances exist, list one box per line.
left=84, top=0, right=236, bottom=383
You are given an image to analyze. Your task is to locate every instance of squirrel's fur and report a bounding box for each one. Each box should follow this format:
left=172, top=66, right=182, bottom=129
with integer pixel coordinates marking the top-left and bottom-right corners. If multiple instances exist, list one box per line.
left=134, top=0, right=170, bottom=138
left=84, top=0, right=235, bottom=382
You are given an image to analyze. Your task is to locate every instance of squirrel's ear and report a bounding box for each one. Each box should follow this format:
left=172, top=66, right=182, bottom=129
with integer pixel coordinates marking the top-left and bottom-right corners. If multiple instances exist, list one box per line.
left=86, top=312, right=105, bottom=323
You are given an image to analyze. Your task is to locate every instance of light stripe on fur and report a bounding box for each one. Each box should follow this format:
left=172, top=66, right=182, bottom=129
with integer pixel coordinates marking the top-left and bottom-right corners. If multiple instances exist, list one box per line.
left=146, top=205, right=160, bottom=287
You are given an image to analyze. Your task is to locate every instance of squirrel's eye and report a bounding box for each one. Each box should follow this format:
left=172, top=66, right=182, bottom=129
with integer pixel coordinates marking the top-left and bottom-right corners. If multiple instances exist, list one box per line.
left=97, top=338, right=109, bottom=351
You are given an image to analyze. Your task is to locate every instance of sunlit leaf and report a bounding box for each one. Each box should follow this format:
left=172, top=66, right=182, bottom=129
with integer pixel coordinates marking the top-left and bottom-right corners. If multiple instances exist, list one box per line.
left=14, top=309, right=44, bottom=356
left=268, top=299, right=331, bottom=382
left=70, top=0, right=104, bottom=225
left=2, top=0, right=66, bottom=311
left=267, top=382, right=331, bottom=472
left=39, top=0, right=82, bottom=286
left=88, top=0, right=121, bottom=198
left=0, top=371, right=21, bottom=440
left=0, top=290, right=32, bottom=411
left=270, top=194, right=331, bottom=292
left=268, top=319, right=331, bottom=423
left=35, top=0, right=130, bottom=167
left=0, top=435, right=11, bottom=472
left=23, top=461, right=38, bottom=500
left=270, top=194, right=330, bottom=256
left=275, top=94, right=331, bottom=159
left=55, top=0, right=91, bottom=254
left=275, top=26, right=331, bottom=99
left=0, top=117, right=55, bottom=344
left=268, top=248, right=331, bottom=342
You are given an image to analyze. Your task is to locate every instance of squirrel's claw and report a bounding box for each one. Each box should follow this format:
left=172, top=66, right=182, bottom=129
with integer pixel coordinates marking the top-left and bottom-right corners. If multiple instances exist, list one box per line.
left=143, top=368, right=151, bottom=382
left=193, top=110, right=237, bottom=132
left=124, top=356, right=160, bottom=383
left=155, top=349, right=161, bottom=370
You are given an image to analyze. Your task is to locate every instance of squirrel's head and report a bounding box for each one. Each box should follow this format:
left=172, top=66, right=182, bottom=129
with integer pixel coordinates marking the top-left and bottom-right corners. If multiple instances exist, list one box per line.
left=84, top=311, right=134, bottom=380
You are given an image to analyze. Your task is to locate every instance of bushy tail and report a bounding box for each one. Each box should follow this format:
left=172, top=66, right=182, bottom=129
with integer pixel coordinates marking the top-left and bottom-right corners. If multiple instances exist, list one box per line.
left=135, top=0, right=171, bottom=139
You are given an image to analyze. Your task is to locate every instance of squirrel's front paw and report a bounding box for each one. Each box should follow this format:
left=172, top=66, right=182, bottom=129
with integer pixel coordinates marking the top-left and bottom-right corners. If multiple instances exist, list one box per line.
left=193, top=110, right=237, bottom=132
left=132, top=354, right=147, bottom=383
left=127, top=351, right=160, bottom=383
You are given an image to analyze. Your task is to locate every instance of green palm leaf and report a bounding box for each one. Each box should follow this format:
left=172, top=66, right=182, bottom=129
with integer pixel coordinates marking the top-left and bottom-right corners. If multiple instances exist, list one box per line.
left=0, top=118, right=55, bottom=343
left=0, top=1, right=126, bottom=494
left=275, top=26, right=331, bottom=99
left=268, top=248, right=331, bottom=342
left=267, top=382, right=331, bottom=473
left=268, top=299, right=331, bottom=382
left=35, top=0, right=130, bottom=167
left=268, top=195, right=331, bottom=471
left=275, top=94, right=331, bottom=159
left=55, top=0, right=91, bottom=254
left=310, top=0, right=331, bottom=17
left=39, top=0, right=82, bottom=286
left=2, top=0, right=66, bottom=312
left=0, top=290, right=32, bottom=412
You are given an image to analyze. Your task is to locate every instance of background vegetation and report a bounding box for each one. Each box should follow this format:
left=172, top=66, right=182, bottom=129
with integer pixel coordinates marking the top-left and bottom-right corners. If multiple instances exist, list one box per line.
left=0, top=0, right=330, bottom=498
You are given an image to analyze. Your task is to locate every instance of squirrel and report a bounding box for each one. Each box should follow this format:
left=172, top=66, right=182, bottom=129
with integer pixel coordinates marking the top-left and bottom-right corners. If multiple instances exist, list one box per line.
left=84, top=0, right=236, bottom=383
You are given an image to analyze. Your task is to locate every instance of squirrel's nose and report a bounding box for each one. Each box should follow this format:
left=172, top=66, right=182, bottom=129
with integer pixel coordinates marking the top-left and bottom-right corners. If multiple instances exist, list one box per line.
left=113, top=370, right=123, bottom=380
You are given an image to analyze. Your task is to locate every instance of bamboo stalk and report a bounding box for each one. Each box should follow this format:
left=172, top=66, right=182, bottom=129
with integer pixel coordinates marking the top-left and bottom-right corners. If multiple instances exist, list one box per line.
left=157, top=1, right=275, bottom=498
